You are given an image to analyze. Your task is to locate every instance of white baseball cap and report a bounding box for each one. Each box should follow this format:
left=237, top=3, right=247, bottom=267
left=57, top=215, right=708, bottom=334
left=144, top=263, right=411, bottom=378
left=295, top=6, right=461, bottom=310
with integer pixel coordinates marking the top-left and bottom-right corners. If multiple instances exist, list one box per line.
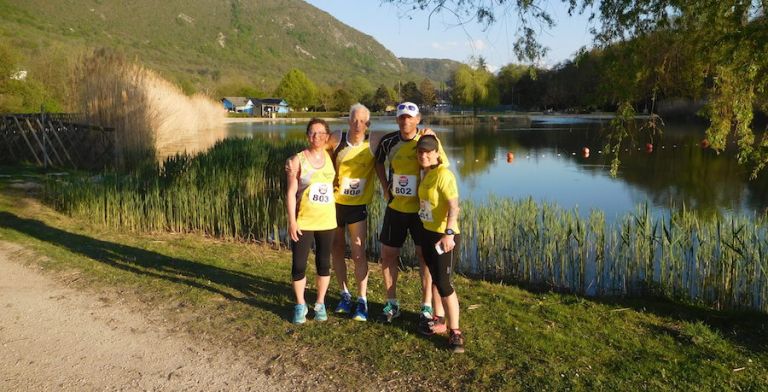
left=396, top=102, right=419, bottom=117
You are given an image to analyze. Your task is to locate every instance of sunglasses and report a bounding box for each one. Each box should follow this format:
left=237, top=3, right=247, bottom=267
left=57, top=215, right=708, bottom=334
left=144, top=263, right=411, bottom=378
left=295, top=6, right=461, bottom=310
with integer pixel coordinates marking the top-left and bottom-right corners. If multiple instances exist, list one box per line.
left=398, top=104, right=417, bottom=111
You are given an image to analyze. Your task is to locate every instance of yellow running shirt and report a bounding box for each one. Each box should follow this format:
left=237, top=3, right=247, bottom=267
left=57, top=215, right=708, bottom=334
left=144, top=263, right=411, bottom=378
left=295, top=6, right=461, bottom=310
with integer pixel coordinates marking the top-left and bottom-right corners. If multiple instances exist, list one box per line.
left=375, top=131, right=449, bottom=213
left=295, top=150, right=337, bottom=231
left=333, top=132, right=376, bottom=206
left=418, top=165, right=460, bottom=234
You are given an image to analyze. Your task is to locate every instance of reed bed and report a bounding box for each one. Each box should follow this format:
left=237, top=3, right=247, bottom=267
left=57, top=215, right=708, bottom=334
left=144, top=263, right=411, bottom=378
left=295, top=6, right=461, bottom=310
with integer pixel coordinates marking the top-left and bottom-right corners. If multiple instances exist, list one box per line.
left=74, top=49, right=225, bottom=169
left=43, top=139, right=768, bottom=312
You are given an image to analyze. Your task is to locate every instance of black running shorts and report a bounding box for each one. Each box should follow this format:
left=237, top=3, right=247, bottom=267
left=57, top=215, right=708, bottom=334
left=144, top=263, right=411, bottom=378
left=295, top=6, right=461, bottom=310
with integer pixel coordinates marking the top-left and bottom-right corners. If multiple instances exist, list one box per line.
left=379, top=207, right=424, bottom=248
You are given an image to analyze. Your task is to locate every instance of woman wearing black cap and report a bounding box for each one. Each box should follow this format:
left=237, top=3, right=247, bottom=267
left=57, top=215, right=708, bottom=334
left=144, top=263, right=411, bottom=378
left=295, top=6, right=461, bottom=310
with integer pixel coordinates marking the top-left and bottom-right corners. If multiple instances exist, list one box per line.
left=415, top=134, right=465, bottom=353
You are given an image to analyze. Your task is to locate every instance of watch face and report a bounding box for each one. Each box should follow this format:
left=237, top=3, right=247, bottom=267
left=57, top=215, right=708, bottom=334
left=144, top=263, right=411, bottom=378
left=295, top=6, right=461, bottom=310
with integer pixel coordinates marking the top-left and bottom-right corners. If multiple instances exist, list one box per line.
left=445, top=229, right=455, bottom=235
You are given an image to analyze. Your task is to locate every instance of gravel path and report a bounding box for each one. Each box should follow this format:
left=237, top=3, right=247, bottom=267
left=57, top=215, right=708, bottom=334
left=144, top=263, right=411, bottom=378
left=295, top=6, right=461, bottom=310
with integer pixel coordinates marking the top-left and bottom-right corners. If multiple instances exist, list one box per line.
left=0, top=241, right=292, bottom=391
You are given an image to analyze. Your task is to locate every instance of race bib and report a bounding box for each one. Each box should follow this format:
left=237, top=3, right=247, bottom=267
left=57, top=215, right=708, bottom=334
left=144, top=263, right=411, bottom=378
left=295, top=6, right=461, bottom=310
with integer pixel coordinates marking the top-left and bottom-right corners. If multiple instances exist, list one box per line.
left=418, top=200, right=433, bottom=222
left=340, top=177, right=366, bottom=197
left=308, top=182, right=334, bottom=204
left=391, top=174, right=417, bottom=197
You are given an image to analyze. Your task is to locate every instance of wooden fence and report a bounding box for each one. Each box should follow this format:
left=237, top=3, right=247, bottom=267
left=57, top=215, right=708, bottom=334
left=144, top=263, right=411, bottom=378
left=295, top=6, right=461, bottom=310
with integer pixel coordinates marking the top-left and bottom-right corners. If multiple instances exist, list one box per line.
left=0, top=113, right=114, bottom=170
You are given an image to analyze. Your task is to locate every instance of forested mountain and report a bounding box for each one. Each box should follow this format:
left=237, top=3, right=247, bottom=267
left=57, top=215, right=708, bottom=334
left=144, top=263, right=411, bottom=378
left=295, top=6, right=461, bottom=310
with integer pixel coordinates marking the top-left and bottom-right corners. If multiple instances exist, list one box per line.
left=0, top=0, right=434, bottom=95
left=399, top=58, right=462, bottom=83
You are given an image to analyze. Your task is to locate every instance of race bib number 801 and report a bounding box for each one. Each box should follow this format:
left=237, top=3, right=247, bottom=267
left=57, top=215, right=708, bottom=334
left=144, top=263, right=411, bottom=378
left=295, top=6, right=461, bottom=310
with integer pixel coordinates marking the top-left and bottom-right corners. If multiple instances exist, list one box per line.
left=308, top=182, right=334, bottom=204
left=391, top=174, right=417, bottom=197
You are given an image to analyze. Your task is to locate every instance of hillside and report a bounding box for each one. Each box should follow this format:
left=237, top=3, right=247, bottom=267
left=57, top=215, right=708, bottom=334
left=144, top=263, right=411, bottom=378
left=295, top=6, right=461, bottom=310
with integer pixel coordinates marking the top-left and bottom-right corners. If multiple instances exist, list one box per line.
left=400, top=57, right=462, bottom=83
left=0, top=0, right=431, bottom=95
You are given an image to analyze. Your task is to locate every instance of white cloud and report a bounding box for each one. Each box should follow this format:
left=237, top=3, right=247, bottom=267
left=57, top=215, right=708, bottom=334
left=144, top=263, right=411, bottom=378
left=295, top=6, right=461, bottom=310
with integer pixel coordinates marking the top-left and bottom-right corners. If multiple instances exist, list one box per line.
left=467, top=39, right=487, bottom=51
left=431, top=41, right=459, bottom=51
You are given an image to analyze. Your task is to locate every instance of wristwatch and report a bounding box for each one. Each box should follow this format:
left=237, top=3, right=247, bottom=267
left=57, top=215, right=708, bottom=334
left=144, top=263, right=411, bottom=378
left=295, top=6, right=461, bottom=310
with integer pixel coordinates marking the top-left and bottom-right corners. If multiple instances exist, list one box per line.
left=444, top=228, right=456, bottom=235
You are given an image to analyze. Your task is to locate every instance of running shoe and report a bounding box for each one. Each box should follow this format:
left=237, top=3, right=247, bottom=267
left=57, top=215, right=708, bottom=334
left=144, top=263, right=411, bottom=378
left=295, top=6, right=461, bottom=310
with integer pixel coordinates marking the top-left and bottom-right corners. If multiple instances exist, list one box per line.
left=420, top=305, right=434, bottom=320
left=292, top=303, right=308, bottom=324
left=314, top=303, right=328, bottom=321
left=448, top=329, right=465, bottom=353
left=378, top=302, right=400, bottom=323
left=418, top=316, right=447, bottom=336
left=335, top=292, right=353, bottom=314
left=352, top=299, right=368, bottom=322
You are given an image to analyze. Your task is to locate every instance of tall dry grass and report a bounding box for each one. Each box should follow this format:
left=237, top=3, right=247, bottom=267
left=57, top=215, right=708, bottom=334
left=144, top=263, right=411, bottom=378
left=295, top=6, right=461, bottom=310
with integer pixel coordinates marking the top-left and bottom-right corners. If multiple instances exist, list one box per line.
left=74, top=49, right=225, bottom=168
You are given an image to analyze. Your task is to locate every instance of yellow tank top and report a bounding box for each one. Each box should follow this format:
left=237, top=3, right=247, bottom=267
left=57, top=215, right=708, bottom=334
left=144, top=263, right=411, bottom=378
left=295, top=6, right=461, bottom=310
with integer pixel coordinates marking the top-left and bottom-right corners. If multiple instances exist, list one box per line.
left=418, top=165, right=460, bottom=234
left=296, top=150, right=337, bottom=231
left=334, top=133, right=375, bottom=205
left=379, top=132, right=449, bottom=213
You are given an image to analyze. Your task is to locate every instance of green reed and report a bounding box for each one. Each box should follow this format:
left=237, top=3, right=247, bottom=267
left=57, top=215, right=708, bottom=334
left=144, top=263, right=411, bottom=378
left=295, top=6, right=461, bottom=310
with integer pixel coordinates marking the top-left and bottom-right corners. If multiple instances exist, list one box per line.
left=43, top=138, right=768, bottom=312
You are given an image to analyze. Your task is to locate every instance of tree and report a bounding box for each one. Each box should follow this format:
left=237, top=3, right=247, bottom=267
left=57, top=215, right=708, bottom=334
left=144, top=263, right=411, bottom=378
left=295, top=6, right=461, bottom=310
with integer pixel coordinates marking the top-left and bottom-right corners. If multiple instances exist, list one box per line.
left=419, top=78, right=437, bottom=108
left=383, top=0, right=768, bottom=175
left=451, top=58, right=498, bottom=116
left=496, top=64, right=529, bottom=106
left=401, top=81, right=423, bottom=105
left=274, top=69, right=318, bottom=111
left=370, top=84, right=397, bottom=112
left=331, top=88, right=355, bottom=112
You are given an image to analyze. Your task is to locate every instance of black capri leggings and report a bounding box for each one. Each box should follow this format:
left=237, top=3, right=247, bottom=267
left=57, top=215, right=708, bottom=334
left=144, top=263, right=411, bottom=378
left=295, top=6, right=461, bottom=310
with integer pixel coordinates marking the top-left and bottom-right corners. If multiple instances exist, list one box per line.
left=421, top=230, right=461, bottom=297
left=291, top=229, right=335, bottom=281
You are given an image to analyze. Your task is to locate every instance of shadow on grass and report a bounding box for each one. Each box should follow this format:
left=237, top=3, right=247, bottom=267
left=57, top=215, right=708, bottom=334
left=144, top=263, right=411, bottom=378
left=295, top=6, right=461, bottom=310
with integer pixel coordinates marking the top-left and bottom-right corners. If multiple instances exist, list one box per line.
left=0, top=211, right=295, bottom=321
left=588, top=295, right=768, bottom=353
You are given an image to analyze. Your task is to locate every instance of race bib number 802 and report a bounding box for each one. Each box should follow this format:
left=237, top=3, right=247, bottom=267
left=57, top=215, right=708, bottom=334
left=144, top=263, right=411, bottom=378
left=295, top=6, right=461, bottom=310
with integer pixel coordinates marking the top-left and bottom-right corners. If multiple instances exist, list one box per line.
left=391, top=174, right=417, bottom=197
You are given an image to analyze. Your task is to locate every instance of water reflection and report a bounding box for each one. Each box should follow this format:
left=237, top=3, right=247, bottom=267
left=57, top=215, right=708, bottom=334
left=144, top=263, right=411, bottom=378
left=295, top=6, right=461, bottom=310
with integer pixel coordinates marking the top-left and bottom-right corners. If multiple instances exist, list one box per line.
left=225, top=117, right=768, bottom=220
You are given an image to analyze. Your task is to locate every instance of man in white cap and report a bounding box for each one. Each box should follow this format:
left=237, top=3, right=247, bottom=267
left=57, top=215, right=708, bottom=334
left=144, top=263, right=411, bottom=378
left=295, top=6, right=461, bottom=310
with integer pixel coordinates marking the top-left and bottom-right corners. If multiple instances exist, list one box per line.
left=374, top=102, right=448, bottom=324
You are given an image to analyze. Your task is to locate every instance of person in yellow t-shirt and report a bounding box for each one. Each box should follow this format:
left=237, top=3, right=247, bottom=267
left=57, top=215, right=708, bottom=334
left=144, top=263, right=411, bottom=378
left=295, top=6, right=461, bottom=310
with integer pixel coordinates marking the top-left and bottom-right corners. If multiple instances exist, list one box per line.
left=374, top=102, right=448, bottom=325
left=285, top=118, right=337, bottom=324
left=326, top=103, right=375, bottom=321
left=415, top=134, right=465, bottom=354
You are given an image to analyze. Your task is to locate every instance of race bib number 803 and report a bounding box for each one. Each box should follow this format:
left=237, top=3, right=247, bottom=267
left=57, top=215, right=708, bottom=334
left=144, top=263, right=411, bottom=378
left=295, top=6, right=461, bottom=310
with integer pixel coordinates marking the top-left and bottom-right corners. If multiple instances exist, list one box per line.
left=308, top=182, right=334, bottom=204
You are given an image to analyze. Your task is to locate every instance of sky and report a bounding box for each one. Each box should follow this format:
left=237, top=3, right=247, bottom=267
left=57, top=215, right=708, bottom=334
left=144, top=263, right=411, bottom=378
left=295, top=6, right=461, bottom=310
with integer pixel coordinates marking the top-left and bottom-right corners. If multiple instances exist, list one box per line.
left=304, top=1, right=598, bottom=72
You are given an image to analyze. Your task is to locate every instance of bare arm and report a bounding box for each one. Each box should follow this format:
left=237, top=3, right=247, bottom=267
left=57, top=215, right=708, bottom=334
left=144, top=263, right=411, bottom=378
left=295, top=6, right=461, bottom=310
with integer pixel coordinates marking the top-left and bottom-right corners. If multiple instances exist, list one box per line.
left=438, top=197, right=460, bottom=252
left=327, top=130, right=341, bottom=151
left=285, top=155, right=302, bottom=242
left=375, top=161, right=391, bottom=202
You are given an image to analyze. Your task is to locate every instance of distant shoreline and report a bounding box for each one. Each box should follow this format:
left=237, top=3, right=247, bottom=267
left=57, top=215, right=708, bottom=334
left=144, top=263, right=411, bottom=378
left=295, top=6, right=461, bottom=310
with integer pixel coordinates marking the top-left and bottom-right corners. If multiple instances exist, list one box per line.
left=224, top=117, right=344, bottom=124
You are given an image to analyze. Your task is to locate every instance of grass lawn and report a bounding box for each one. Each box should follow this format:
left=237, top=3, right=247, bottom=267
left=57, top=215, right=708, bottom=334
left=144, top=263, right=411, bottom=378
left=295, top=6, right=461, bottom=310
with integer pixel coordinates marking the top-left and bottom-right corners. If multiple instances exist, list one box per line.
left=1, top=166, right=767, bottom=391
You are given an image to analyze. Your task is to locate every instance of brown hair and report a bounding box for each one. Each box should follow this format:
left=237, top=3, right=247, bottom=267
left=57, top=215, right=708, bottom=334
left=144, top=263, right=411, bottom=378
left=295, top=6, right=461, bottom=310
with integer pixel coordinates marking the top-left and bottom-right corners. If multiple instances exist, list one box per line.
left=306, top=118, right=330, bottom=135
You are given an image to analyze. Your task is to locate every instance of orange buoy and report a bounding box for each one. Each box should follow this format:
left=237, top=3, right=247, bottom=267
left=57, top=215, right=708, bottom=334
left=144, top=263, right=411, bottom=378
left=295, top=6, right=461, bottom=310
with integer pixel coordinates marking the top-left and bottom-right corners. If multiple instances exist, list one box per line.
left=582, top=147, right=590, bottom=158
left=700, top=139, right=710, bottom=149
left=506, top=152, right=514, bottom=163
left=645, top=143, right=653, bottom=153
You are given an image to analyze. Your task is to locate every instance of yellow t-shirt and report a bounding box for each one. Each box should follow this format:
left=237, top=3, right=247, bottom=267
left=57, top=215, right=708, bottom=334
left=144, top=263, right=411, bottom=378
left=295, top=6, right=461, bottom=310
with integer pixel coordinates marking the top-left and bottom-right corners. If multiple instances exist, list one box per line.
left=334, top=133, right=375, bottom=205
left=376, top=131, right=449, bottom=213
left=296, top=150, right=337, bottom=231
left=418, top=165, right=460, bottom=234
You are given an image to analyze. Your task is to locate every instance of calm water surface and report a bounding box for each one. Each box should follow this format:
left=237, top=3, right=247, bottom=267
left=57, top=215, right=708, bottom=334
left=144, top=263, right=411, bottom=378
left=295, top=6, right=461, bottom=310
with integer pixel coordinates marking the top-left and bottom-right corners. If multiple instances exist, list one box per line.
left=227, top=116, right=768, bottom=220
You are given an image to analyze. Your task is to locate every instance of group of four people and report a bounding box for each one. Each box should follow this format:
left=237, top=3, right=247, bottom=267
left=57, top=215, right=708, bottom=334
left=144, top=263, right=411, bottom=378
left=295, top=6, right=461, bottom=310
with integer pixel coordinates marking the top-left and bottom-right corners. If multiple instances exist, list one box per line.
left=285, top=102, right=465, bottom=353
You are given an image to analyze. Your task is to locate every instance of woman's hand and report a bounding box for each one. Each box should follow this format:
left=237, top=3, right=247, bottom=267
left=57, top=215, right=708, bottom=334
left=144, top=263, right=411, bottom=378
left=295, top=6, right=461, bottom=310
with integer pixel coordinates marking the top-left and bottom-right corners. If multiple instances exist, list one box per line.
left=289, top=221, right=302, bottom=242
left=437, top=234, right=455, bottom=253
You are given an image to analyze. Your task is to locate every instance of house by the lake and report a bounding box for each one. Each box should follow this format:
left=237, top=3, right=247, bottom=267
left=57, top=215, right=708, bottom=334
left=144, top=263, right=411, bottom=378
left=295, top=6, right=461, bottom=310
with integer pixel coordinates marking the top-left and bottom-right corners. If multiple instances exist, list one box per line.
left=221, top=97, right=254, bottom=115
left=250, top=98, right=290, bottom=117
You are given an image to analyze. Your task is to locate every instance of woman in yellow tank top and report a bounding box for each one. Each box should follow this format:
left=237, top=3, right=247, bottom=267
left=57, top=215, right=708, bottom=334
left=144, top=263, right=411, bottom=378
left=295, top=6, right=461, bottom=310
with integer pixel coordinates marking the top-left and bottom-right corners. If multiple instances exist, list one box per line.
left=285, top=118, right=337, bottom=324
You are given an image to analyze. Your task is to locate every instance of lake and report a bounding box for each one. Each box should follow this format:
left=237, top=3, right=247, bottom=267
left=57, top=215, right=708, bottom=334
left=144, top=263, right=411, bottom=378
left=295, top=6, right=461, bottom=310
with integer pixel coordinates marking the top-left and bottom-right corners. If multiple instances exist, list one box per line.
left=226, top=116, right=768, bottom=221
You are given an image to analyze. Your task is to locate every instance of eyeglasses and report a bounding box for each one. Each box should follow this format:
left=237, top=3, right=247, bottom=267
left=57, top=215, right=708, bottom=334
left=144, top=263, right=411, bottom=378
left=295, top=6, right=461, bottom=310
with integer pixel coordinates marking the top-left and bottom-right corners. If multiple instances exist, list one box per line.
left=308, top=132, right=329, bottom=137
left=398, top=104, right=417, bottom=111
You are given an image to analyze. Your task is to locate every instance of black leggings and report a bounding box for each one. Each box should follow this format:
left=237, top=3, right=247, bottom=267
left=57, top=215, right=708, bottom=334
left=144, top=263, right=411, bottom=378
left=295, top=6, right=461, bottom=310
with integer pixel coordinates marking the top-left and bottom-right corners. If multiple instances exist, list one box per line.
left=422, top=230, right=461, bottom=297
left=291, top=229, right=335, bottom=281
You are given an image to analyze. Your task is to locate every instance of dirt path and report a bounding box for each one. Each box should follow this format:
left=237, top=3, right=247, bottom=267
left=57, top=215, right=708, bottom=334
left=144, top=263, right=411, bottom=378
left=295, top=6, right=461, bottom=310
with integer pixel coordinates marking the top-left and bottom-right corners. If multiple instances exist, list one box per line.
left=0, top=241, right=292, bottom=391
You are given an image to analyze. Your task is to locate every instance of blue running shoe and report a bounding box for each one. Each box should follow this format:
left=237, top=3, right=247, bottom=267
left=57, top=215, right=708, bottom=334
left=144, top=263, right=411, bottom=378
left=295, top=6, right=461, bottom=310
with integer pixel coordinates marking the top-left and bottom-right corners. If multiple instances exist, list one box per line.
left=352, top=299, right=368, bottom=322
left=292, top=303, right=308, bottom=324
left=335, top=292, right=353, bottom=314
left=420, top=305, right=434, bottom=320
left=377, top=301, right=400, bottom=323
left=314, top=303, right=328, bottom=321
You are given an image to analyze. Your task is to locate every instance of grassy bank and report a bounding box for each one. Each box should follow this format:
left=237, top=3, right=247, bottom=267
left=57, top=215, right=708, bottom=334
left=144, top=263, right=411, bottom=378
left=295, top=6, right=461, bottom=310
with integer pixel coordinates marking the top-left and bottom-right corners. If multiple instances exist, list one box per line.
left=41, top=138, right=768, bottom=314
left=2, top=168, right=768, bottom=390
